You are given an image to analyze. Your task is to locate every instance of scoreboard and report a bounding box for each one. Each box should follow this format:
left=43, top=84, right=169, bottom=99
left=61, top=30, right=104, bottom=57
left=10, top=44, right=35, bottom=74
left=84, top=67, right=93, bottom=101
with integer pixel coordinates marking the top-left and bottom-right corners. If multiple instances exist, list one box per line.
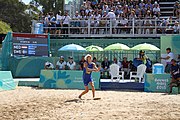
left=12, top=33, right=49, bottom=57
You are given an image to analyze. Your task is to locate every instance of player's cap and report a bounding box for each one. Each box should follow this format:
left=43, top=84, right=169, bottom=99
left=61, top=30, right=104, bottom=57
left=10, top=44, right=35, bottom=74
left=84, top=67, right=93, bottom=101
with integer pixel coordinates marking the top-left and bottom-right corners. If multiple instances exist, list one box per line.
left=60, top=56, right=64, bottom=59
left=45, top=61, right=50, bottom=66
left=84, top=54, right=92, bottom=61
left=69, top=56, right=73, bottom=59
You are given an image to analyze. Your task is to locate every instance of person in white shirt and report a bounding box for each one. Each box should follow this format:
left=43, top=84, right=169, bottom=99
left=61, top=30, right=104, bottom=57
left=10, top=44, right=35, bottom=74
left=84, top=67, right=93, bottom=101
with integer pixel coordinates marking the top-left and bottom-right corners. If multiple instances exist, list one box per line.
left=72, top=11, right=81, bottom=34
left=153, top=3, right=160, bottom=18
left=56, top=56, right=66, bottom=70
left=62, top=11, right=71, bottom=35
left=172, top=21, right=180, bottom=34
left=45, top=61, right=54, bottom=70
left=112, top=57, right=122, bottom=70
left=66, top=56, right=76, bottom=70
left=94, top=12, right=101, bottom=34
left=80, top=11, right=87, bottom=34
left=56, top=11, right=62, bottom=35
left=160, top=48, right=174, bottom=73
left=106, top=9, right=116, bottom=33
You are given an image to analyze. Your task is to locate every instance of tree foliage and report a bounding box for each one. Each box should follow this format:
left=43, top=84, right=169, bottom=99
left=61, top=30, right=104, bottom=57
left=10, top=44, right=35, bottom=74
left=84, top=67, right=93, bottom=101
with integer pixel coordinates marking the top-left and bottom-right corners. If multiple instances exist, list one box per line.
left=34, top=0, right=64, bottom=14
left=0, top=21, right=12, bottom=34
left=0, top=0, right=34, bottom=32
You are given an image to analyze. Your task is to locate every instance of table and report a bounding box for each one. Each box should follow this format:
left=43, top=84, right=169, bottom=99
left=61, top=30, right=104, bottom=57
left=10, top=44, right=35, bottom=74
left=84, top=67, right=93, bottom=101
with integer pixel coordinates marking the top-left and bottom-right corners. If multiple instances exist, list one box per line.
left=144, top=73, right=171, bottom=93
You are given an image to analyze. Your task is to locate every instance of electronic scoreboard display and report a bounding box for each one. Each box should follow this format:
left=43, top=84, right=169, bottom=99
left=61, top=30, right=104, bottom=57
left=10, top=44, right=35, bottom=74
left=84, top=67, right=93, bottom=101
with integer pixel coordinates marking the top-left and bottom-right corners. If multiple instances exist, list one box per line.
left=12, top=33, right=49, bottom=57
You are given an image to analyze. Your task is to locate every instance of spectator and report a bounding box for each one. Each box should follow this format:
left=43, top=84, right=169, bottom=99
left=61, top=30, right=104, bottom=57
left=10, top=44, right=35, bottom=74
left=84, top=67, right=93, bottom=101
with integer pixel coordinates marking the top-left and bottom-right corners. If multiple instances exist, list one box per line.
left=138, top=50, right=149, bottom=65
left=173, top=1, right=179, bottom=17
left=172, top=21, right=180, bottom=34
left=177, top=54, right=180, bottom=65
left=94, top=11, right=101, bottom=34
left=45, top=61, right=54, bottom=70
left=44, top=13, right=50, bottom=34
left=121, top=57, right=130, bottom=78
left=144, top=14, right=152, bottom=34
left=79, top=56, right=85, bottom=70
left=145, top=1, right=153, bottom=12
left=139, top=0, right=145, bottom=9
left=160, top=48, right=174, bottom=73
left=101, top=57, right=111, bottom=72
left=112, top=57, right=122, bottom=69
left=72, top=11, right=81, bottom=34
left=56, top=56, right=66, bottom=70
left=169, top=59, right=180, bottom=94
left=55, top=11, right=62, bottom=36
left=62, top=11, right=71, bottom=35
left=106, top=9, right=116, bottom=33
left=99, top=11, right=108, bottom=34
left=160, top=19, right=168, bottom=34
left=66, top=56, right=76, bottom=70
left=153, top=2, right=160, bottom=18
left=49, top=12, right=56, bottom=34
left=92, top=57, right=101, bottom=68
left=80, top=11, right=87, bottom=34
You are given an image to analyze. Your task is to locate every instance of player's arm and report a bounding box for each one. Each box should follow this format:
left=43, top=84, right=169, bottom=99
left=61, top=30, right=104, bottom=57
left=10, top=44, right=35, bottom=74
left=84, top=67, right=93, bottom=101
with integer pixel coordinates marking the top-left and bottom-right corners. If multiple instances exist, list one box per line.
left=160, top=56, right=170, bottom=60
left=93, top=62, right=100, bottom=72
left=84, top=62, right=97, bottom=72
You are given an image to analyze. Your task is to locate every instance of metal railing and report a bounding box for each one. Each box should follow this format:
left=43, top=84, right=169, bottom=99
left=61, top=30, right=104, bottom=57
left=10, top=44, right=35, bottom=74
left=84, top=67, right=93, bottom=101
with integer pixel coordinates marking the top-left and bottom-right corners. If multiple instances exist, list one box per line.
left=32, top=18, right=180, bottom=37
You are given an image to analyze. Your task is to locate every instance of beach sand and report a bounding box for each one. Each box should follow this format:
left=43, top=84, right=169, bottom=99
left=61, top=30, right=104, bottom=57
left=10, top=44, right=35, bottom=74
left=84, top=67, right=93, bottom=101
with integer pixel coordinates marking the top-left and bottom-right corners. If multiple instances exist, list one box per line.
left=0, top=87, right=180, bottom=120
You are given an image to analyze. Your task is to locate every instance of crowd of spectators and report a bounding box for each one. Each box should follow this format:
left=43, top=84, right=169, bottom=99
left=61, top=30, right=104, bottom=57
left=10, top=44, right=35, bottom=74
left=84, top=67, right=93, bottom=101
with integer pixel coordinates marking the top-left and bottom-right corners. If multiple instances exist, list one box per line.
left=45, top=55, right=137, bottom=79
left=40, top=0, right=180, bottom=35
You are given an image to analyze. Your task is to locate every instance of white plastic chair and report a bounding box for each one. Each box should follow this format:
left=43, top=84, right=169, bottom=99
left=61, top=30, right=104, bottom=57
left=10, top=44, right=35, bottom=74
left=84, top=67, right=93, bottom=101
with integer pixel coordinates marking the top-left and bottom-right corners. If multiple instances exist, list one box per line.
left=130, top=64, right=147, bottom=82
left=109, top=64, right=124, bottom=82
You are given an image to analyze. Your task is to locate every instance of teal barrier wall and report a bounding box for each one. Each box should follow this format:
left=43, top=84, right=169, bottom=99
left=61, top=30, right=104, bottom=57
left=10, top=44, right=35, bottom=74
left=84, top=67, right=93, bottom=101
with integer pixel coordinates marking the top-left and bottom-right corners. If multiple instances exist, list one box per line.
left=9, top=57, right=59, bottom=77
left=161, top=35, right=180, bottom=55
left=39, top=70, right=100, bottom=89
left=0, top=71, right=16, bottom=91
left=144, top=73, right=171, bottom=92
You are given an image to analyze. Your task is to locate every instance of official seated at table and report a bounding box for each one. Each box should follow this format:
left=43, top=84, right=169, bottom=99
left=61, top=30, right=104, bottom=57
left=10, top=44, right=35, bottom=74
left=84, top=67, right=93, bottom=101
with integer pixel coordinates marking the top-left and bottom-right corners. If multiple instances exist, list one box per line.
left=44, top=61, right=54, bottom=70
left=121, top=57, right=131, bottom=78
left=169, top=59, right=180, bottom=94
left=79, top=56, right=85, bottom=70
left=133, top=50, right=152, bottom=72
left=112, top=57, right=122, bottom=70
left=92, top=57, right=101, bottom=68
left=101, top=57, right=111, bottom=72
left=101, top=57, right=111, bottom=78
left=66, top=56, right=76, bottom=70
left=56, top=56, right=66, bottom=70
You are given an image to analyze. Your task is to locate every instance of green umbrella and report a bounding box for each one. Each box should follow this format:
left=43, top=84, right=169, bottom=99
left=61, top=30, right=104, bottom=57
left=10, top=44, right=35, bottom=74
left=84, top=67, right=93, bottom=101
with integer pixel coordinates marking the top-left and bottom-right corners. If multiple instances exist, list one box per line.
left=131, top=43, right=160, bottom=51
left=104, top=43, right=130, bottom=51
left=85, top=45, right=104, bottom=52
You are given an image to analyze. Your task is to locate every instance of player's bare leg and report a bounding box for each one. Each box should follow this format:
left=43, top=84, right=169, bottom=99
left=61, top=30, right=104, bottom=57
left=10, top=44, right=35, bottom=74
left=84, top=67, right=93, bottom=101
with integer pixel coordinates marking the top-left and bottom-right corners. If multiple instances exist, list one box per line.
left=89, top=82, right=95, bottom=98
left=78, top=86, right=89, bottom=99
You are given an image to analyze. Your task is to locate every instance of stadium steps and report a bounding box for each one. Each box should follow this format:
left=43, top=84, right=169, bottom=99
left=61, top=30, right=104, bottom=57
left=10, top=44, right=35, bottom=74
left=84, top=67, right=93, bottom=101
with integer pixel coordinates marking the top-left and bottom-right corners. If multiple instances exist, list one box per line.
left=159, top=1, right=176, bottom=17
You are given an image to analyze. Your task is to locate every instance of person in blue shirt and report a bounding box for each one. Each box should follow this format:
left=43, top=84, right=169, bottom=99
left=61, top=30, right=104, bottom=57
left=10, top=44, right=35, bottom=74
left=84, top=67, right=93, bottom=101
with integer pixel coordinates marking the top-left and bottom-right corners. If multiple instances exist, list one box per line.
left=169, top=59, right=180, bottom=94
left=78, top=54, right=100, bottom=99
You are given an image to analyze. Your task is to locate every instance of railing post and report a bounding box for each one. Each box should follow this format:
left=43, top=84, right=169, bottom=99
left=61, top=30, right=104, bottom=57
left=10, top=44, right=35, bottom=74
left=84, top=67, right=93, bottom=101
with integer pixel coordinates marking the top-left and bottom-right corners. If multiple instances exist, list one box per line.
left=132, top=18, right=135, bottom=36
left=88, top=19, right=90, bottom=36
left=110, top=19, right=112, bottom=35
left=155, top=17, right=157, bottom=35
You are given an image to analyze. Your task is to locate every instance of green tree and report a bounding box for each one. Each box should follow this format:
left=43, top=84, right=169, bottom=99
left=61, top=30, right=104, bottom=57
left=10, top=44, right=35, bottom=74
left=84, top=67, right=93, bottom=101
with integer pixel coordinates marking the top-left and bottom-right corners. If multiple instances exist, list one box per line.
left=34, top=0, right=64, bottom=14
left=0, top=21, right=12, bottom=34
left=0, top=0, right=34, bottom=32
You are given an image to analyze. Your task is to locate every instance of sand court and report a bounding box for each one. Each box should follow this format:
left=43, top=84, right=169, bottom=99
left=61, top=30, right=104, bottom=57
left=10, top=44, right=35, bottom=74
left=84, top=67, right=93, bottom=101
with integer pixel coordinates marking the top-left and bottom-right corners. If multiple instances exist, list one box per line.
left=0, top=87, right=180, bottom=120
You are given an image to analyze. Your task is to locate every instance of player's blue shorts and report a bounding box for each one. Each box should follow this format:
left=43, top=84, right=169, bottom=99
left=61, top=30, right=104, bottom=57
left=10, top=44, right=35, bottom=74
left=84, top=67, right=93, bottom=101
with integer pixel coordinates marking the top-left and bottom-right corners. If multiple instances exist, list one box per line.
left=83, top=75, right=93, bottom=86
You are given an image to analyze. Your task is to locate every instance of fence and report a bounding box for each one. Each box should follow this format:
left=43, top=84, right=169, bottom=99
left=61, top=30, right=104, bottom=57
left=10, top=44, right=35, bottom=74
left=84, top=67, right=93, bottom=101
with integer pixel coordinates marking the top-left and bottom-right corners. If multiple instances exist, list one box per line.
left=32, top=18, right=180, bottom=37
